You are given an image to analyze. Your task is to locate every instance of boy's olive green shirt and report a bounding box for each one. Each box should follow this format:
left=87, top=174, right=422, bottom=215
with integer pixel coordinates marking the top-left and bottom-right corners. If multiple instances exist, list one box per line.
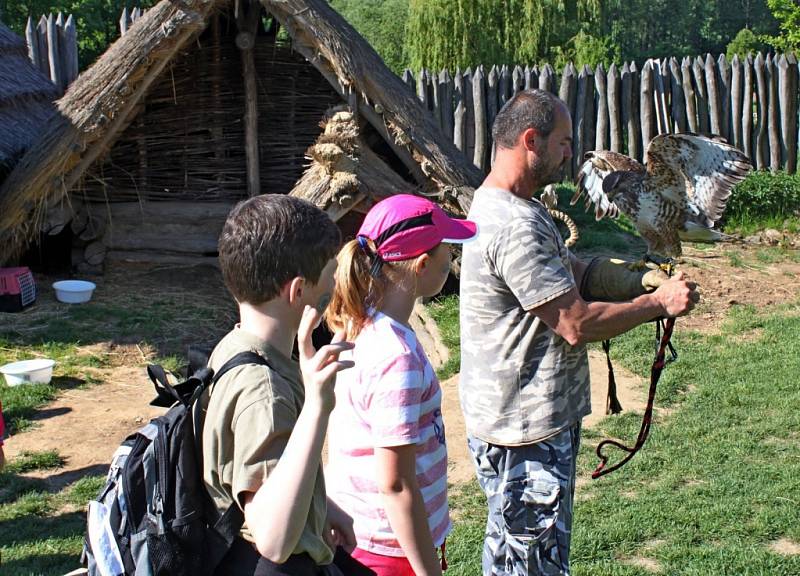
left=199, top=326, right=332, bottom=565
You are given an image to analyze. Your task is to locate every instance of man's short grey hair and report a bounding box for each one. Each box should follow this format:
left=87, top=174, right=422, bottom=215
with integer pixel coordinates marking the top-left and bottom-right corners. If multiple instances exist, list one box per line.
left=492, top=89, right=566, bottom=149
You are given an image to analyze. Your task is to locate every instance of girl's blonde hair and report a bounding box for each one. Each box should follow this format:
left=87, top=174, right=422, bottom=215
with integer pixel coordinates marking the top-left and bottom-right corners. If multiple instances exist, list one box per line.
left=326, top=237, right=423, bottom=340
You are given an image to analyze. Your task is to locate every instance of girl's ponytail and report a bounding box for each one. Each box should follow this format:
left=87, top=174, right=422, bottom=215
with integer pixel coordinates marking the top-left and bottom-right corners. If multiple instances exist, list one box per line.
left=326, top=238, right=381, bottom=340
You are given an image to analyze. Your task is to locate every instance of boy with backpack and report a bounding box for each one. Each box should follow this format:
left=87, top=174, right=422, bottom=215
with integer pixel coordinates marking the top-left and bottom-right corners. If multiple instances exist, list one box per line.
left=201, top=194, right=356, bottom=575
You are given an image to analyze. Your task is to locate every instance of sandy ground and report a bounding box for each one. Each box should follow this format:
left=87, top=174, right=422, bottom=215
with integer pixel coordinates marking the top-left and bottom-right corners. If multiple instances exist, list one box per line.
left=6, top=243, right=800, bottom=492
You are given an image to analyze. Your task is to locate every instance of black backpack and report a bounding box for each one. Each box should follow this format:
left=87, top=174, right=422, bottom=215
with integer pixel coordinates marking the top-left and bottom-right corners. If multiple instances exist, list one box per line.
left=83, top=351, right=269, bottom=576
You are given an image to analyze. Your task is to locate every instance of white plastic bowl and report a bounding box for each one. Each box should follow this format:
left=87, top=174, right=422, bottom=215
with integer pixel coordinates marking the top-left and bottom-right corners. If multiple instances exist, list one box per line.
left=53, top=280, right=96, bottom=303
left=0, top=358, right=56, bottom=386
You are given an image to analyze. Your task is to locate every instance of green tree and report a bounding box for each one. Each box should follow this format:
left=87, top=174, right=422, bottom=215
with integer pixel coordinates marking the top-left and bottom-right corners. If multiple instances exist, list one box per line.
left=0, top=0, right=155, bottom=69
left=727, top=27, right=766, bottom=59
left=763, top=0, right=800, bottom=52
left=328, top=0, right=409, bottom=73
left=405, top=0, right=551, bottom=70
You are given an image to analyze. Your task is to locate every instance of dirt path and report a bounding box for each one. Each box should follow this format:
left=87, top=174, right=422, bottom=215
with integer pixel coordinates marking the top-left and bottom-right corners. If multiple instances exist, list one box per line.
left=5, top=243, right=800, bottom=488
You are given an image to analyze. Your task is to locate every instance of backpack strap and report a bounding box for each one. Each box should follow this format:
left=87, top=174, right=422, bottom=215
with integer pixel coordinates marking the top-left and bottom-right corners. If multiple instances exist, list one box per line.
left=211, top=351, right=270, bottom=385
left=195, top=350, right=271, bottom=569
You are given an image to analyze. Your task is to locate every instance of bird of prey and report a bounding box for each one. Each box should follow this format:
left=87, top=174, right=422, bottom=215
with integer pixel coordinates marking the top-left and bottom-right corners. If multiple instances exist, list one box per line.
left=572, top=133, right=752, bottom=259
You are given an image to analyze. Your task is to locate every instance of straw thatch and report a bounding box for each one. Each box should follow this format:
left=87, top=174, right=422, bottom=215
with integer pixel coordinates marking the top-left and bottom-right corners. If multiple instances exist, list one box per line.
left=0, top=21, right=58, bottom=183
left=291, top=107, right=413, bottom=219
left=0, top=0, right=217, bottom=262
left=78, top=14, right=341, bottom=204
left=263, top=0, right=483, bottom=214
left=0, top=0, right=483, bottom=265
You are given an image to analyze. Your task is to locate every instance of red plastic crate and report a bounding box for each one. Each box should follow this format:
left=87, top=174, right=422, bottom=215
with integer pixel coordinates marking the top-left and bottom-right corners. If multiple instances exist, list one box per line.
left=0, top=267, right=37, bottom=312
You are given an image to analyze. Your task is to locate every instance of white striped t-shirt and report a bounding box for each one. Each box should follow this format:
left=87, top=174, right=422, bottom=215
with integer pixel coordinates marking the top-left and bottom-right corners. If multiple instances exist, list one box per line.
left=326, top=311, right=451, bottom=556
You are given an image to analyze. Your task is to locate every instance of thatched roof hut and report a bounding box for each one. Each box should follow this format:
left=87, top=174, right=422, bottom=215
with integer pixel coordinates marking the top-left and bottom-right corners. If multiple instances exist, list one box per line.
left=0, top=0, right=480, bottom=270
left=0, top=21, right=58, bottom=183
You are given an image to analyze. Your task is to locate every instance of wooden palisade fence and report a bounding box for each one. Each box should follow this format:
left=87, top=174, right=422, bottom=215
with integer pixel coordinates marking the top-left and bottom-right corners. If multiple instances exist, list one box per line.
left=21, top=8, right=147, bottom=95
left=19, top=10, right=798, bottom=176
left=24, top=13, right=78, bottom=93
left=404, top=54, right=799, bottom=176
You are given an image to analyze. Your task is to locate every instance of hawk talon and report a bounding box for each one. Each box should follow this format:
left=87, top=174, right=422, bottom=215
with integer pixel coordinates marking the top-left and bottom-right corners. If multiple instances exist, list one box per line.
left=644, top=254, right=675, bottom=277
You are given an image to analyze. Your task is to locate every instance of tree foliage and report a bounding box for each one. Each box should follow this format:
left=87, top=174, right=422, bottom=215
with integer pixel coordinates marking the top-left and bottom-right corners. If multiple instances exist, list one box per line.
left=0, top=0, right=155, bottom=69
left=328, top=0, right=408, bottom=73
left=727, top=28, right=767, bottom=59
left=402, top=0, right=779, bottom=70
left=762, top=0, right=800, bottom=52
left=405, top=0, right=549, bottom=70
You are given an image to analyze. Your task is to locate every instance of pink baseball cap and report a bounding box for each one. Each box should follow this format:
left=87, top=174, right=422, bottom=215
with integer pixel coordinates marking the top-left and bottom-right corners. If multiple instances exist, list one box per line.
left=357, top=194, right=477, bottom=262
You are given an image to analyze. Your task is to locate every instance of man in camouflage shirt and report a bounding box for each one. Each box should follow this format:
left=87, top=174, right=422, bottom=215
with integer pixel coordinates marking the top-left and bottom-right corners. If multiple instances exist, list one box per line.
left=459, top=90, right=699, bottom=576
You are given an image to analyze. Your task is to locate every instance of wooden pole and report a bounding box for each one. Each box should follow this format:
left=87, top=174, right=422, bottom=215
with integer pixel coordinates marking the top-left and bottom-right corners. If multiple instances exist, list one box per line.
left=453, top=68, right=466, bottom=153
left=705, top=53, right=723, bottom=136
left=487, top=65, right=499, bottom=142
left=731, top=54, right=744, bottom=150
left=473, top=66, right=487, bottom=171
left=669, top=57, right=687, bottom=133
left=512, top=65, right=524, bottom=96
left=608, top=63, right=622, bottom=153
left=46, top=13, right=62, bottom=89
left=559, top=62, right=577, bottom=176
left=754, top=52, right=768, bottom=169
left=417, top=69, right=430, bottom=110
left=119, top=6, right=129, bottom=35
left=767, top=54, right=781, bottom=172
left=623, top=61, right=641, bottom=162
left=743, top=54, right=755, bottom=160
left=640, top=59, right=656, bottom=152
left=652, top=58, right=670, bottom=135
left=539, top=63, right=556, bottom=94
left=439, top=69, right=454, bottom=141
left=464, top=68, right=475, bottom=163
left=584, top=65, right=596, bottom=155
left=595, top=63, right=609, bottom=150
left=573, top=64, right=589, bottom=174
left=402, top=69, right=415, bottom=94
left=682, top=56, right=698, bottom=133
left=692, top=56, right=709, bottom=134
left=25, top=17, right=40, bottom=71
left=237, top=1, right=262, bottom=196
left=63, top=14, right=78, bottom=87
left=37, top=16, right=49, bottom=77
left=500, top=64, right=512, bottom=107
left=784, top=53, right=798, bottom=173
left=718, top=53, right=731, bottom=141
left=431, top=69, right=442, bottom=131
left=488, top=65, right=500, bottom=166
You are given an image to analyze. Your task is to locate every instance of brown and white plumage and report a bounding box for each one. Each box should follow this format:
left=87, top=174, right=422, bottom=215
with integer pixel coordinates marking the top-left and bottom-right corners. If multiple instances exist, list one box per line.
left=572, top=133, right=752, bottom=257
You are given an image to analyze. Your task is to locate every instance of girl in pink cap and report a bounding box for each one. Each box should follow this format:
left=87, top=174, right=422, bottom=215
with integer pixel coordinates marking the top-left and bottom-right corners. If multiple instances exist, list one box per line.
left=326, top=194, right=476, bottom=576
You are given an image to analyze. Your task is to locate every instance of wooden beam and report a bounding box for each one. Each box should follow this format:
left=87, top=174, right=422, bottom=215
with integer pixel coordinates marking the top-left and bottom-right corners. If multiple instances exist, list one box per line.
left=237, top=0, right=262, bottom=196
left=260, top=0, right=482, bottom=214
left=0, top=0, right=215, bottom=262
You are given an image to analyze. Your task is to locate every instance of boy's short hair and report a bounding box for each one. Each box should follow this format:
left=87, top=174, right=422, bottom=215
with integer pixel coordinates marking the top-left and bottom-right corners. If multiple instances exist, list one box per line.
left=218, top=194, right=341, bottom=305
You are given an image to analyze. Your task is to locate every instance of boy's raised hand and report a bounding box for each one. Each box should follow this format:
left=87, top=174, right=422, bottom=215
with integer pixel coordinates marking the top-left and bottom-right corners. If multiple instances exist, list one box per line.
left=298, top=305, right=355, bottom=412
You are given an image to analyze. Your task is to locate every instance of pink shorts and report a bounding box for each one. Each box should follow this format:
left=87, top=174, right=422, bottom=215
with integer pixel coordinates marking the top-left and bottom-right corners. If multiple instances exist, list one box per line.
left=350, top=548, right=416, bottom=576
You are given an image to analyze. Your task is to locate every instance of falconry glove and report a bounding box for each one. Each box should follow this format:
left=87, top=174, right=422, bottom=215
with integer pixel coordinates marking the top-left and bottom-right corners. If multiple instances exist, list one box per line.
left=580, top=257, right=668, bottom=302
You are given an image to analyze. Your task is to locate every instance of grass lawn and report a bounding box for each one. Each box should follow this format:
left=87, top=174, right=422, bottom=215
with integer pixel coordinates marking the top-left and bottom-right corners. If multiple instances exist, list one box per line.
left=437, top=300, right=800, bottom=575
left=0, top=268, right=234, bottom=575
left=1, top=177, right=799, bottom=573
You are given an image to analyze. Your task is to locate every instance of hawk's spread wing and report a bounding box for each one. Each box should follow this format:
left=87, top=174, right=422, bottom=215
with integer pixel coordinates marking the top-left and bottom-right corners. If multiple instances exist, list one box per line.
left=572, top=151, right=646, bottom=220
left=645, top=134, right=752, bottom=225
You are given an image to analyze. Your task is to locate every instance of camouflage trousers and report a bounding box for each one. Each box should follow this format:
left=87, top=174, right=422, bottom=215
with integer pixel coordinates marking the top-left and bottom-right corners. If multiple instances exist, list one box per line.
left=467, top=423, right=581, bottom=576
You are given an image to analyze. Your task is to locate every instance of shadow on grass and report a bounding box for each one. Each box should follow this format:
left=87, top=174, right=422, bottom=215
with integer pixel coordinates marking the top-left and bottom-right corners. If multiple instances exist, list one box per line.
left=0, top=552, right=84, bottom=576
left=3, top=377, right=85, bottom=436
left=0, top=509, right=85, bottom=547
left=0, top=464, right=106, bottom=501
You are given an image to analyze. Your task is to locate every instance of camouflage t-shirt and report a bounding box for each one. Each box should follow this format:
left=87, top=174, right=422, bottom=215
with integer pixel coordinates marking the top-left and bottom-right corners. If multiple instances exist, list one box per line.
left=459, top=186, right=591, bottom=445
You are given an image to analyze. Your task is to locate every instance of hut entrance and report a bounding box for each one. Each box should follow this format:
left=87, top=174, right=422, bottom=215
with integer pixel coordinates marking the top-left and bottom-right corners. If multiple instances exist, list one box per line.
left=69, top=4, right=341, bottom=272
